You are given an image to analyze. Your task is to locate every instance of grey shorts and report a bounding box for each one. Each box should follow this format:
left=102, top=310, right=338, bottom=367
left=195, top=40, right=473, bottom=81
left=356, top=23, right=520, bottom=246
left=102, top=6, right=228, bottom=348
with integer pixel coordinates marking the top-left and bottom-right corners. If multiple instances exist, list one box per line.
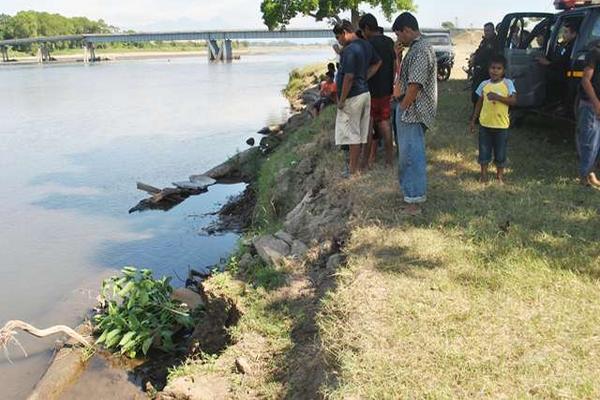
left=335, top=92, right=371, bottom=145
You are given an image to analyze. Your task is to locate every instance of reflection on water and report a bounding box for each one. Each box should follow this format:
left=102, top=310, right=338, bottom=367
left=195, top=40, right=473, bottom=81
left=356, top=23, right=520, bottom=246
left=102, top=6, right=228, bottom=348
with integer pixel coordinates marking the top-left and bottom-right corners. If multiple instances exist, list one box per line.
left=0, top=49, right=332, bottom=399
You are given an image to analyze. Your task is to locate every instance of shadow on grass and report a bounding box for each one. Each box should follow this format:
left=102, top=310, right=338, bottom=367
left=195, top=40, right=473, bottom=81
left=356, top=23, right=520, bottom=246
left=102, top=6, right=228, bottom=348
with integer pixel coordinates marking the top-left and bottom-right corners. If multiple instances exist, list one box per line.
left=372, top=245, right=440, bottom=274
left=350, top=241, right=442, bottom=276
left=263, top=270, right=337, bottom=400
left=357, top=79, right=600, bottom=281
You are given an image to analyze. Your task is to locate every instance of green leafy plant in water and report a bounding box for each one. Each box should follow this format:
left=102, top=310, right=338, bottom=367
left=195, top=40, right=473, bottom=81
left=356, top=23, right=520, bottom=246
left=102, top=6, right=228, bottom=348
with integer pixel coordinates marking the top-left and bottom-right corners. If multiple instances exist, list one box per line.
left=94, top=267, right=193, bottom=358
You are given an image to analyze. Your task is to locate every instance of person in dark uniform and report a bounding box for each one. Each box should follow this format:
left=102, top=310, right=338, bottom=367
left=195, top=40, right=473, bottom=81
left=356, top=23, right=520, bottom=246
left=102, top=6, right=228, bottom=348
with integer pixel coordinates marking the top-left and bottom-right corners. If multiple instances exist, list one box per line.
left=537, top=21, right=579, bottom=103
left=471, top=22, right=501, bottom=105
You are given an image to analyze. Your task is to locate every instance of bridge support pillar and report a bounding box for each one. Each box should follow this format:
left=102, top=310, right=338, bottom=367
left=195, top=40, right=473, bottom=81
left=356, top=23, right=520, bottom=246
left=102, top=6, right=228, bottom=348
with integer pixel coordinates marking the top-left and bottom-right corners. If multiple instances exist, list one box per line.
left=207, top=39, right=222, bottom=62
left=223, top=39, right=233, bottom=62
left=207, top=39, right=233, bottom=62
left=38, top=44, right=51, bottom=63
left=83, top=43, right=96, bottom=64
left=0, top=46, right=8, bottom=62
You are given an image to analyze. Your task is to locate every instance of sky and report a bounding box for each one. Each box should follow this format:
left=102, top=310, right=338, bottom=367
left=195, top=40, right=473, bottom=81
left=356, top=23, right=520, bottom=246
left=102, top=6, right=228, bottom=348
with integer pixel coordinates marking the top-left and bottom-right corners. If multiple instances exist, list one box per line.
left=0, top=0, right=557, bottom=32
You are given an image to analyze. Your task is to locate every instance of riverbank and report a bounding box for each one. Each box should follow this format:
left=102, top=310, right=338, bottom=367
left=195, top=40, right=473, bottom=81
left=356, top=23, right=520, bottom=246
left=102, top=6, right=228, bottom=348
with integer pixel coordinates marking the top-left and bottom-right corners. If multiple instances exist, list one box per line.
left=16, top=62, right=325, bottom=400
left=155, top=65, right=599, bottom=398
left=24, top=56, right=600, bottom=398
left=1, top=50, right=336, bottom=399
left=1, top=45, right=330, bottom=65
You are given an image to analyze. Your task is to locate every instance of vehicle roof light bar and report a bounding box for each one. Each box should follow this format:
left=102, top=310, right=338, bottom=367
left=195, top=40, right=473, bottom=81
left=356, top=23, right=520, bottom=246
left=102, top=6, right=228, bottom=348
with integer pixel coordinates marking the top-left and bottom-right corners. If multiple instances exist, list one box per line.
left=555, top=0, right=600, bottom=10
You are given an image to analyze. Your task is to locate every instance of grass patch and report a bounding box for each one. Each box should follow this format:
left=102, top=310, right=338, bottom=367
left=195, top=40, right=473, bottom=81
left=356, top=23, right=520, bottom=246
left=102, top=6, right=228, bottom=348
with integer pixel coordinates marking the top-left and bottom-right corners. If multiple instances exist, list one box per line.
left=162, top=70, right=600, bottom=399
left=317, top=79, right=600, bottom=399
left=282, top=63, right=325, bottom=100
left=167, top=352, right=219, bottom=382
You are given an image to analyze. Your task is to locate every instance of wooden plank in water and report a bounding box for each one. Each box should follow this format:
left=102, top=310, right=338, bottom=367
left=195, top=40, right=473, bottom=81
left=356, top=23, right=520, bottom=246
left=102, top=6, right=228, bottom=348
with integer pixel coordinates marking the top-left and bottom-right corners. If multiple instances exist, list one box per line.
left=136, top=182, right=161, bottom=194
left=187, top=175, right=217, bottom=187
left=172, top=180, right=215, bottom=191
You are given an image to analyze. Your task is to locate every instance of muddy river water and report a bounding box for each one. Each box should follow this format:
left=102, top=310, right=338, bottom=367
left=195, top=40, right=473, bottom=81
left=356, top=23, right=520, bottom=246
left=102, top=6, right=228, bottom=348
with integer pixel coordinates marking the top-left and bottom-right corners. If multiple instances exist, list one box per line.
left=0, top=48, right=331, bottom=399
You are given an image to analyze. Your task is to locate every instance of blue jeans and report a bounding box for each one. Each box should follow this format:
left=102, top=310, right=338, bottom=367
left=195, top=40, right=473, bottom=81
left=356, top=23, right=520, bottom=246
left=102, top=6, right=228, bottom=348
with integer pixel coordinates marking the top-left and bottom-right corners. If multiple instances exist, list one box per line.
left=577, top=101, right=600, bottom=177
left=391, top=98, right=399, bottom=148
left=396, top=112, right=427, bottom=204
left=478, top=127, right=509, bottom=168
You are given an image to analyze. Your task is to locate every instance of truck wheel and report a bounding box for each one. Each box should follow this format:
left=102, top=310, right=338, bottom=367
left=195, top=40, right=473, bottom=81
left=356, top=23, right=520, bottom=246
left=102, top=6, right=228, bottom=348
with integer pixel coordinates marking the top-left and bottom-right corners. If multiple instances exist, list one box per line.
left=509, top=109, right=526, bottom=128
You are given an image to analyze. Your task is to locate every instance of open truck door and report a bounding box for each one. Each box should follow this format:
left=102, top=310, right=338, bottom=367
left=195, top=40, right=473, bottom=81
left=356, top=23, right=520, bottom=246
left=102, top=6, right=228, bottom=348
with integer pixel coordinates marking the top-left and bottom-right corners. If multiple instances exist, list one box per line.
left=497, top=13, right=555, bottom=108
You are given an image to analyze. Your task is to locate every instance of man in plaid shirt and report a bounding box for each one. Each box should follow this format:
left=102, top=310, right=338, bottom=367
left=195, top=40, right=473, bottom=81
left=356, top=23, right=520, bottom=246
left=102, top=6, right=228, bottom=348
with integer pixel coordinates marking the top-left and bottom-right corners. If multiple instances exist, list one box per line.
left=393, top=12, right=438, bottom=215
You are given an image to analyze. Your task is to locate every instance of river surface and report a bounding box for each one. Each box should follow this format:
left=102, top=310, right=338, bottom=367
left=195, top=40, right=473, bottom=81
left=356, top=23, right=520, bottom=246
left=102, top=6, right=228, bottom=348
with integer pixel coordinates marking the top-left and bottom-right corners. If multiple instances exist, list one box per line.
left=0, top=48, right=331, bottom=399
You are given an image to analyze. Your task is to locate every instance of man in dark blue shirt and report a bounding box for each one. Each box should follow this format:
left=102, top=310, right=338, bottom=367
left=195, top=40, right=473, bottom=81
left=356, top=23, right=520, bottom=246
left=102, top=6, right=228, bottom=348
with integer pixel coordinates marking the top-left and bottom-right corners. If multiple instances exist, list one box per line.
left=333, top=20, right=382, bottom=175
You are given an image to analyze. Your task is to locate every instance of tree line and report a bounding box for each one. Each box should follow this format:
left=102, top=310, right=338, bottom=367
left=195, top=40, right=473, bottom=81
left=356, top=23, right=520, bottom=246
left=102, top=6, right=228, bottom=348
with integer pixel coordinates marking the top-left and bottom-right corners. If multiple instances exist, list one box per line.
left=0, top=11, right=115, bottom=40
left=0, top=11, right=115, bottom=52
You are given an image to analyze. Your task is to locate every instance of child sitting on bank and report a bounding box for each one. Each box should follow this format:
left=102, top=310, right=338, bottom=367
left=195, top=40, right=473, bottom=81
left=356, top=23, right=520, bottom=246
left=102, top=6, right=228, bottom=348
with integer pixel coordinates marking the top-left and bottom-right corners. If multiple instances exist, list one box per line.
left=312, top=71, right=337, bottom=116
left=470, top=54, right=517, bottom=183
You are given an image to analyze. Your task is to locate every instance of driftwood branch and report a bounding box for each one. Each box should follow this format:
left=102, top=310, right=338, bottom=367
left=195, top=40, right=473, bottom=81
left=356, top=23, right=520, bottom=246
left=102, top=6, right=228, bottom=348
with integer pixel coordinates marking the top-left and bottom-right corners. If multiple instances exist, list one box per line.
left=0, top=320, right=90, bottom=364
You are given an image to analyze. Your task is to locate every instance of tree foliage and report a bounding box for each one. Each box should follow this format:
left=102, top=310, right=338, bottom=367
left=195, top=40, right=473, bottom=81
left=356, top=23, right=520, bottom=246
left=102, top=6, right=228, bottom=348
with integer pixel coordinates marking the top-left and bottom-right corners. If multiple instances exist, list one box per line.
left=0, top=11, right=114, bottom=51
left=260, top=0, right=416, bottom=30
left=441, top=21, right=455, bottom=30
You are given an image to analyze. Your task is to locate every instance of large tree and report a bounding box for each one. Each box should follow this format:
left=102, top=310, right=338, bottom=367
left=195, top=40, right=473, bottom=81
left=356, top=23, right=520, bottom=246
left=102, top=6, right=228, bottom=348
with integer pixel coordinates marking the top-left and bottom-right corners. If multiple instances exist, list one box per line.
left=260, top=0, right=416, bottom=30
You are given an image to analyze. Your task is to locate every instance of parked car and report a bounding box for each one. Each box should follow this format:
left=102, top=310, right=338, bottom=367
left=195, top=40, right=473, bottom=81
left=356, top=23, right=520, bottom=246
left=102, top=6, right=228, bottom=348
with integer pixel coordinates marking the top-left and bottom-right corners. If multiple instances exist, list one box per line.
left=424, top=31, right=455, bottom=81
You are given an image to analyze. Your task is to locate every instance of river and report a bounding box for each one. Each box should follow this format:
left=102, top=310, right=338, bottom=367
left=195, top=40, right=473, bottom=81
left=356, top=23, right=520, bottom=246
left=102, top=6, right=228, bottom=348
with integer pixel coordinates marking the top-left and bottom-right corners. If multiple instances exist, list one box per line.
left=0, top=48, right=332, bottom=399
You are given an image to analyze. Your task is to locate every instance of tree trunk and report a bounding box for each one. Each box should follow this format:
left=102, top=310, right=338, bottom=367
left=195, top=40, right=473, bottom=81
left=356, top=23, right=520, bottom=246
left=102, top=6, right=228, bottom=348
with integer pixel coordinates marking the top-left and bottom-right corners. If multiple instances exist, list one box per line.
left=351, top=8, right=360, bottom=29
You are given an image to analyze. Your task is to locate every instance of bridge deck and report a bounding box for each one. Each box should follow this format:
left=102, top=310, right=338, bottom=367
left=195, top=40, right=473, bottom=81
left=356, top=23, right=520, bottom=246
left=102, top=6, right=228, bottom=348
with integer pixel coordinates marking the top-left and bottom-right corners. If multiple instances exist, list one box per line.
left=0, top=28, right=449, bottom=47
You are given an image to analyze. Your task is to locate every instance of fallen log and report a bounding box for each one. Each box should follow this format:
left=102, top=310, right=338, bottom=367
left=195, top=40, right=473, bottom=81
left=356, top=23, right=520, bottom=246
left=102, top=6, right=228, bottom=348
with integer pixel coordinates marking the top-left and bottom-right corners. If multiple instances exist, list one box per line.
left=0, top=320, right=90, bottom=363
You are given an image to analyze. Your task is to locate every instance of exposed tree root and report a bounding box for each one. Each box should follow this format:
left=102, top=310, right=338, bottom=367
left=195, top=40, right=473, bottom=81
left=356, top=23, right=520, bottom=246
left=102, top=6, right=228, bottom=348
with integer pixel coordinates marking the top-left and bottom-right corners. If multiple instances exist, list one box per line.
left=0, top=320, right=90, bottom=364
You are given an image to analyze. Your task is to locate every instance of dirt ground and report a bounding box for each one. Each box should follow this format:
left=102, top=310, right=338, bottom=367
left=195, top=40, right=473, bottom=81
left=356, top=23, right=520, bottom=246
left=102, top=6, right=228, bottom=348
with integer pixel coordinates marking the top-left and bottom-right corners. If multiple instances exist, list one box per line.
left=451, top=30, right=482, bottom=80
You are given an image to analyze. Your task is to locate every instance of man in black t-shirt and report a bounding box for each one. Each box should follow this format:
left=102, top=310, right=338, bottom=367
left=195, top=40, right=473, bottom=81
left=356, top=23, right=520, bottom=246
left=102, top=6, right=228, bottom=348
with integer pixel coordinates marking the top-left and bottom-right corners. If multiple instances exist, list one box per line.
left=333, top=20, right=382, bottom=175
left=359, top=13, right=396, bottom=167
left=577, top=42, right=600, bottom=187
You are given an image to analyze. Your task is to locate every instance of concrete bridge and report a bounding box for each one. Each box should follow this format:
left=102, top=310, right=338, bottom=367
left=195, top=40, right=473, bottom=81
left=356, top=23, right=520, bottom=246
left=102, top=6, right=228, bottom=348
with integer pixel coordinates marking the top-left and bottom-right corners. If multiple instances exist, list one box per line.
left=0, top=28, right=448, bottom=64
left=0, top=29, right=336, bottom=63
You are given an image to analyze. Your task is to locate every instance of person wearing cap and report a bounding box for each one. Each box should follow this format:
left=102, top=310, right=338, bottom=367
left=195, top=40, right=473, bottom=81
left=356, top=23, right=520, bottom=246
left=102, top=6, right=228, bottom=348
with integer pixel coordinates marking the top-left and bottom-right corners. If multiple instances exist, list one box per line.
left=333, top=20, right=382, bottom=175
left=359, top=13, right=397, bottom=168
left=392, top=12, right=438, bottom=214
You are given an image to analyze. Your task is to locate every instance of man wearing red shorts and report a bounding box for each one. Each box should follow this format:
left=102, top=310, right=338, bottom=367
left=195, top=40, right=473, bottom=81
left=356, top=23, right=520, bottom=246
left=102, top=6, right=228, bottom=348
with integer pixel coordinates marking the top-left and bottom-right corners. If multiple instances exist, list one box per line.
left=359, top=13, right=396, bottom=167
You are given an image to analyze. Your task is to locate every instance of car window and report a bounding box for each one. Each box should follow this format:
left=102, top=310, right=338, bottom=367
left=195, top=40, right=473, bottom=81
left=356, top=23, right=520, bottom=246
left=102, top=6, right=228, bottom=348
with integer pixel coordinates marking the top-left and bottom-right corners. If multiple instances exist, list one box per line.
left=425, top=35, right=450, bottom=46
left=503, top=16, right=546, bottom=49
left=588, top=14, right=600, bottom=43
